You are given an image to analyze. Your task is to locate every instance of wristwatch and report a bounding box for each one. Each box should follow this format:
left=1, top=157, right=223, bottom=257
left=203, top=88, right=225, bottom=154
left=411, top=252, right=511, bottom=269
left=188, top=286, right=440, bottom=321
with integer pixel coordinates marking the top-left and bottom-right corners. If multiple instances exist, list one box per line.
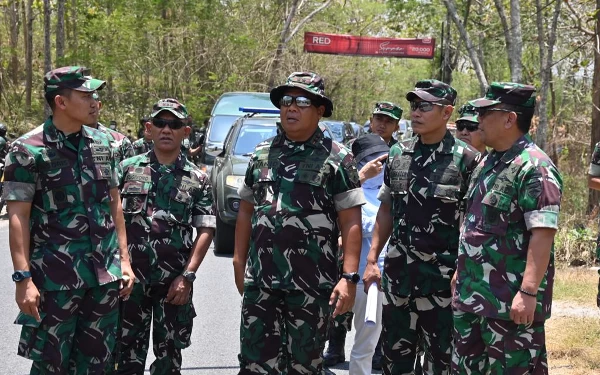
left=182, top=270, right=196, bottom=283
left=341, top=272, right=360, bottom=284
left=12, top=270, right=32, bottom=282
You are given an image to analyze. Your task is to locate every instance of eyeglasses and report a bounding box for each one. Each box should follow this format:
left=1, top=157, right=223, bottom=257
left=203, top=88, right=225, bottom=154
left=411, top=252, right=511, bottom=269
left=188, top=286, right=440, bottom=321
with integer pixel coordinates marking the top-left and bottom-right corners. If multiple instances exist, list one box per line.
left=152, top=118, right=186, bottom=130
left=456, top=122, right=479, bottom=132
left=409, top=101, right=445, bottom=112
left=475, top=107, right=521, bottom=118
left=280, top=95, right=313, bottom=108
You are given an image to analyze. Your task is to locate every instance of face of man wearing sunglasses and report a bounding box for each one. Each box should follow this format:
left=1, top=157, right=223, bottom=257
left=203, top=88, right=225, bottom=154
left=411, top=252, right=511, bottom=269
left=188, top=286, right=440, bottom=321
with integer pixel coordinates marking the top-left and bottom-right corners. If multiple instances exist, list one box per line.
left=475, top=105, right=520, bottom=151
left=456, top=120, right=485, bottom=153
left=147, top=111, right=191, bottom=155
left=409, top=99, right=454, bottom=144
left=279, top=88, right=325, bottom=142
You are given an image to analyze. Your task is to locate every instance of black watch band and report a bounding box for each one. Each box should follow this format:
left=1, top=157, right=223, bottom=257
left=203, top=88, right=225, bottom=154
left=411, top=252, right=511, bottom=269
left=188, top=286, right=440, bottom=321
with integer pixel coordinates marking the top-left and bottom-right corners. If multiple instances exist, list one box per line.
left=341, top=272, right=360, bottom=284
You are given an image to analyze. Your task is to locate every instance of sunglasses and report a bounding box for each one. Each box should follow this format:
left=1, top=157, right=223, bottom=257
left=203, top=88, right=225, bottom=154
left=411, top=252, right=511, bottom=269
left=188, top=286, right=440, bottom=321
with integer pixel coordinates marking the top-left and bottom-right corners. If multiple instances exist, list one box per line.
left=410, top=101, right=445, bottom=112
left=456, top=122, right=479, bottom=132
left=475, top=107, right=521, bottom=118
left=280, top=95, right=313, bottom=108
left=152, top=118, right=186, bottom=130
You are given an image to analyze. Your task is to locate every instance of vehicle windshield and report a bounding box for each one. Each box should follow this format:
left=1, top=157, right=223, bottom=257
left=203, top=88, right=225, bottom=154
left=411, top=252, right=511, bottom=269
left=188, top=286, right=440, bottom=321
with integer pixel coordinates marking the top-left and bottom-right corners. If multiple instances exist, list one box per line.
left=208, top=115, right=239, bottom=142
left=212, top=93, right=276, bottom=116
left=322, top=121, right=344, bottom=142
left=233, top=125, right=278, bottom=155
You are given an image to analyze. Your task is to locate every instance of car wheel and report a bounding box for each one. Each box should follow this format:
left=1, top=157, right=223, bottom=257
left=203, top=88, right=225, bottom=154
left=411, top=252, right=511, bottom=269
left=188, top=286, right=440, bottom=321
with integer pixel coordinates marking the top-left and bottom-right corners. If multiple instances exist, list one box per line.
left=214, top=214, right=235, bottom=255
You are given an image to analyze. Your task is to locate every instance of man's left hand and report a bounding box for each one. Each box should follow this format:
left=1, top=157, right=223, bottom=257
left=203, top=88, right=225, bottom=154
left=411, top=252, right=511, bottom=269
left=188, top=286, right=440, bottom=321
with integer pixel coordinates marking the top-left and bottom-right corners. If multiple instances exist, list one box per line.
left=510, top=291, right=536, bottom=325
left=166, top=276, right=192, bottom=305
left=329, top=279, right=356, bottom=318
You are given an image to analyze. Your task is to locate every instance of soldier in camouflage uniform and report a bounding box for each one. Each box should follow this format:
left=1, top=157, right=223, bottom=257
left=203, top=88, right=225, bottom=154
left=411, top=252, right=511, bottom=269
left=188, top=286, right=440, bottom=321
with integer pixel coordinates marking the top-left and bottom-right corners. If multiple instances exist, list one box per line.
left=455, top=104, right=486, bottom=156
left=115, top=98, right=215, bottom=374
left=89, top=92, right=134, bottom=164
left=4, top=66, right=134, bottom=374
left=452, top=83, right=563, bottom=374
left=132, top=118, right=154, bottom=156
left=363, top=79, right=481, bottom=375
left=587, top=142, right=600, bottom=308
left=233, top=71, right=365, bottom=374
left=370, top=101, right=402, bottom=148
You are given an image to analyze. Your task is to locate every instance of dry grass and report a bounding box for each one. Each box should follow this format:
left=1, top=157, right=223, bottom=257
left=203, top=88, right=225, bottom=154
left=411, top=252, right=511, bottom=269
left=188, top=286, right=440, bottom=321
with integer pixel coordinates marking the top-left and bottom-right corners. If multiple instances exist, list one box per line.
left=547, top=268, right=600, bottom=374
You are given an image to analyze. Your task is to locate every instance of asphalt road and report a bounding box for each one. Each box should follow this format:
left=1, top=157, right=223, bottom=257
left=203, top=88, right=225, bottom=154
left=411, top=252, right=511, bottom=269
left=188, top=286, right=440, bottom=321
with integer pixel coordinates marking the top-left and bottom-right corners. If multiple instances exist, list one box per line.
left=0, top=219, right=371, bottom=375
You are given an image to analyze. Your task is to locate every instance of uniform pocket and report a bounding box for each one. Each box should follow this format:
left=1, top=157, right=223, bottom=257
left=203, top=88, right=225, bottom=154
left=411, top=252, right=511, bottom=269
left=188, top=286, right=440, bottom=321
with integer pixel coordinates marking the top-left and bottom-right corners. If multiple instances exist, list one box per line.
left=174, top=302, right=197, bottom=349
left=15, top=312, right=50, bottom=363
left=121, top=181, right=149, bottom=214
left=167, top=186, right=193, bottom=225
left=475, top=190, right=511, bottom=235
left=427, top=182, right=460, bottom=202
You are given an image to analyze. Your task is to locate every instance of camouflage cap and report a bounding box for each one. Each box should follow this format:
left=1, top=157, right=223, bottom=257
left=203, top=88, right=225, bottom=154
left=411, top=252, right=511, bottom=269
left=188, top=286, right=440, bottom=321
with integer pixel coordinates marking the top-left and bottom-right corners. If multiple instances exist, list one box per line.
left=44, top=66, right=106, bottom=93
left=457, top=104, right=478, bottom=123
left=469, top=82, right=536, bottom=108
left=406, top=79, right=457, bottom=105
left=270, top=72, right=333, bottom=117
left=372, top=101, right=403, bottom=120
left=151, top=98, right=190, bottom=119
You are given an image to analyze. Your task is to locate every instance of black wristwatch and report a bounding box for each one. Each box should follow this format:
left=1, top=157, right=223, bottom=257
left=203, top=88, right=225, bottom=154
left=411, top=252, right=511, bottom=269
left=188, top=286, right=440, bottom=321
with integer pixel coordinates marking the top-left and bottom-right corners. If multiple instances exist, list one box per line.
left=182, top=270, right=196, bottom=283
left=12, top=270, right=32, bottom=282
left=341, top=272, right=360, bottom=284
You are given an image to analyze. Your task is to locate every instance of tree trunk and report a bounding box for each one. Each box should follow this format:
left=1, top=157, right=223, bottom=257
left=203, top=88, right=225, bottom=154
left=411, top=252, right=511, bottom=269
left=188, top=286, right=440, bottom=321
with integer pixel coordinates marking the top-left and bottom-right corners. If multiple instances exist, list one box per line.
left=590, top=0, right=600, bottom=213
left=509, top=0, right=523, bottom=82
left=441, top=0, right=487, bottom=95
left=534, top=0, right=561, bottom=152
left=441, top=13, right=453, bottom=84
left=267, top=0, right=300, bottom=90
left=56, top=0, right=66, bottom=64
left=44, top=0, right=52, bottom=116
left=24, top=0, right=33, bottom=112
left=71, top=0, right=77, bottom=52
left=8, top=1, right=20, bottom=85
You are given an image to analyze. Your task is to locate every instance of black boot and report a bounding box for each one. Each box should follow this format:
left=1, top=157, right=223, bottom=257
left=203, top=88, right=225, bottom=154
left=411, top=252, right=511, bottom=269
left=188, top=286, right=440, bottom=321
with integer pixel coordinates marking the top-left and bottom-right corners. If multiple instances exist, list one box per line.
left=323, top=325, right=346, bottom=367
left=372, top=339, right=383, bottom=370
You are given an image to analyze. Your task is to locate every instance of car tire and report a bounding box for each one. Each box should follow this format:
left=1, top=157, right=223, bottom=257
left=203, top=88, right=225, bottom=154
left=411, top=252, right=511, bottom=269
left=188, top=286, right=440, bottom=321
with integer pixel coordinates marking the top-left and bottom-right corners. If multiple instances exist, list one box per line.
left=214, top=214, right=235, bottom=255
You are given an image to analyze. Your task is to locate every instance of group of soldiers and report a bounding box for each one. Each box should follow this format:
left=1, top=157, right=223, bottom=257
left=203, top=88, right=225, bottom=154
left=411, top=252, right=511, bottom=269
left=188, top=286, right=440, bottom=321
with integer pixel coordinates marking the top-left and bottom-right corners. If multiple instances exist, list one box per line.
left=5, top=65, right=563, bottom=375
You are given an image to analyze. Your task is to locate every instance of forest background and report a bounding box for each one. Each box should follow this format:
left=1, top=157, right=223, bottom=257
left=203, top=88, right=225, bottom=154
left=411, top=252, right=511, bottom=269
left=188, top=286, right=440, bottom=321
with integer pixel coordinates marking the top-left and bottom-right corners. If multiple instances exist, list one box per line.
left=0, top=0, right=599, bottom=265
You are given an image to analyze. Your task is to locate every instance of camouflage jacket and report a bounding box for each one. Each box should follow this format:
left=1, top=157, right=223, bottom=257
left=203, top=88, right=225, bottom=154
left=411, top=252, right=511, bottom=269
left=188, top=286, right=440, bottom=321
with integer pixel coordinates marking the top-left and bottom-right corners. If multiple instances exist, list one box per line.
left=378, top=131, right=480, bottom=297
left=238, top=128, right=365, bottom=290
left=3, top=118, right=121, bottom=291
left=132, top=138, right=154, bottom=156
left=453, top=135, right=563, bottom=322
left=589, top=141, right=600, bottom=177
left=97, top=123, right=134, bottom=164
left=119, top=151, right=215, bottom=285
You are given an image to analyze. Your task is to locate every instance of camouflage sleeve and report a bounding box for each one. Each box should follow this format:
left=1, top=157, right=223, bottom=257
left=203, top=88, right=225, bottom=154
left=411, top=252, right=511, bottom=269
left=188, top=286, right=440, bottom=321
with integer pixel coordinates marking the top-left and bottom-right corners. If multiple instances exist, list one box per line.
left=120, top=137, right=134, bottom=160
left=238, top=158, right=255, bottom=204
left=518, top=163, right=563, bottom=230
left=2, top=143, right=37, bottom=202
left=589, top=142, right=600, bottom=176
left=193, top=173, right=216, bottom=228
left=108, top=145, right=119, bottom=189
left=332, top=153, right=365, bottom=211
left=377, top=148, right=395, bottom=205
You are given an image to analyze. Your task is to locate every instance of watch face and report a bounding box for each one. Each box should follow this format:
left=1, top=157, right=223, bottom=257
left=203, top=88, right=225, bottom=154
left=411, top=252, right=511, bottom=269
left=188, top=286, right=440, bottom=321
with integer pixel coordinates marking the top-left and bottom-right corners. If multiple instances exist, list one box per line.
left=12, top=272, right=24, bottom=282
left=351, top=273, right=360, bottom=283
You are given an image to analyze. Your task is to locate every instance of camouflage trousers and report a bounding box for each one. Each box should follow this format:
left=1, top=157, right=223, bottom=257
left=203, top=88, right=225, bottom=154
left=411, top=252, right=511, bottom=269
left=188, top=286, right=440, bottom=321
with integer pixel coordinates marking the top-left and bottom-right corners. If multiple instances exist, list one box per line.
left=114, top=282, right=196, bottom=375
left=382, top=289, right=453, bottom=375
left=451, top=310, right=547, bottom=375
left=238, top=286, right=332, bottom=375
left=16, top=282, right=119, bottom=375
left=332, top=311, right=353, bottom=332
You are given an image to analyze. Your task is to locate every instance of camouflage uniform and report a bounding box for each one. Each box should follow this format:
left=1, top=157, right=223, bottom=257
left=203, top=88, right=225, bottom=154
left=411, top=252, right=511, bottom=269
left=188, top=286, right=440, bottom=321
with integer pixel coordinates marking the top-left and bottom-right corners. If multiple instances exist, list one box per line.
left=378, top=129, right=479, bottom=374
left=452, top=83, right=563, bottom=374
left=237, top=128, right=364, bottom=374
left=132, top=137, right=154, bottom=156
left=115, top=100, right=215, bottom=375
left=589, top=142, right=600, bottom=279
left=5, top=114, right=123, bottom=374
left=97, top=122, right=134, bottom=164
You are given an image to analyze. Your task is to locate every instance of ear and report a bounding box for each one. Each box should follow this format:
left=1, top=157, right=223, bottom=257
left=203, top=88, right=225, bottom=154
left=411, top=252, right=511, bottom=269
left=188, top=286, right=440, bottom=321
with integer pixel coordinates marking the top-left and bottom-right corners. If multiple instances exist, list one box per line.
left=443, top=105, right=454, bottom=120
left=505, top=111, right=518, bottom=129
left=394, top=120, right=400, bottom=131
left=97, top=101, right=103, bottom=110
left=145, top=121, right=152, bottom=134
left=317, top=105, right=325, bottom=117
left=54, top=95, right=67, bottom=110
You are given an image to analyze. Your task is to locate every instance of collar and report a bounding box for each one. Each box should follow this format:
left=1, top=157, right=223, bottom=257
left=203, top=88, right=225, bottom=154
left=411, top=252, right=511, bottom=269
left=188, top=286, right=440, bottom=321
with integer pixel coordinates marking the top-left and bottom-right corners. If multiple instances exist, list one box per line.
left=272, top=127, right=326, bottom=151
left=148, top=150, right=190, bottom=171
left=496, top=134, right=532, bottom=165
left=43, top=117, right=93, bottom=143
left=402, top=130, right=454, bottom=154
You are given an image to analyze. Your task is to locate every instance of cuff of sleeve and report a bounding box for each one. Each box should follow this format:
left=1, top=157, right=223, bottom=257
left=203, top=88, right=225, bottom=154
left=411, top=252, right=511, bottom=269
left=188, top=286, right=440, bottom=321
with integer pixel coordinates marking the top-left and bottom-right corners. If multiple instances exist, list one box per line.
left=524, top=208, right=559, bottom=230
left=334, top=188, right=366, bottom=211
left=377, top=184, right=392, bottom=205
left=3, top=181, right=35, bottom=202
left=590, top=163, right=600, bottom=177
left=193, top=215, right=216, bottom=228
left=237, top=184, right=255, bottom=204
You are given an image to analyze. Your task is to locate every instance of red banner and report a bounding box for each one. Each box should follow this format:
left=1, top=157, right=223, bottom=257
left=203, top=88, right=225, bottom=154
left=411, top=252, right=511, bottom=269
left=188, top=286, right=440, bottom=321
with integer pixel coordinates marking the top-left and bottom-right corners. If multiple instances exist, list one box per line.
left=304, top=32, right=435, bottom=59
